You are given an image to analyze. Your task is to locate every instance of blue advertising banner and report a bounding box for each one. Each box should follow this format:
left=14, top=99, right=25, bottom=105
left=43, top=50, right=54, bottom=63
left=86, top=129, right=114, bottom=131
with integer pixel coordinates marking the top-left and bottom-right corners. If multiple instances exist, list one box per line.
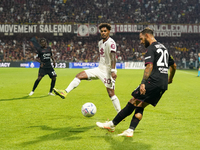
left=0, top=61, right=41, bottom=68
left=69, top=62, right=98, bottom=68
left=116, top=63, right=124, bottom=69
left=69, top=62, right=124, bottom=69
left=20, top=62, right=40, bottom=68
left=19, top=62, right=68, bottom=68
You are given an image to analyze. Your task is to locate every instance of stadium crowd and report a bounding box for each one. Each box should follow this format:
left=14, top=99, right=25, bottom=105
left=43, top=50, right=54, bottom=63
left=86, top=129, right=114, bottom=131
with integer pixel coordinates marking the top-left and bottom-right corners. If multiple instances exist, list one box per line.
left=0, top=0, right=199, bottom=24
left=1, top=34, right=200, bottom=69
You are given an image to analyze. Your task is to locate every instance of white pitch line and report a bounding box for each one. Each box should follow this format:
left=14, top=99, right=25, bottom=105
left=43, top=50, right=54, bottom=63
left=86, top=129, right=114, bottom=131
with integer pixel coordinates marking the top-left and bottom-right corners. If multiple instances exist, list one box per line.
left=179, top=70, right=197, bottom=76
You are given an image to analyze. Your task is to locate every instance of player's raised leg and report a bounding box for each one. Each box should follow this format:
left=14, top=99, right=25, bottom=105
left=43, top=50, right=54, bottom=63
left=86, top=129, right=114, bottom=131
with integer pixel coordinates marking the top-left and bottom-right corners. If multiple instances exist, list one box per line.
left=53, top=88, right=67, bottom=99
left=53, top=71, right=88, bottom=99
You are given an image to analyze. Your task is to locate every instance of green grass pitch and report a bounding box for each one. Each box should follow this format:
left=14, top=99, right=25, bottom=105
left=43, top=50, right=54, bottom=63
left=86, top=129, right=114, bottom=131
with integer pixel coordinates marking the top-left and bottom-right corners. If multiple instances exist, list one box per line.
left=0, top=68, right=200, bottom=150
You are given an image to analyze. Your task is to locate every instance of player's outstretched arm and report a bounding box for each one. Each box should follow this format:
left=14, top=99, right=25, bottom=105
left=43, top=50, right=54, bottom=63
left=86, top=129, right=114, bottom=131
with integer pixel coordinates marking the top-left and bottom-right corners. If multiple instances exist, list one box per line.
left=168, top=63, right=176, bottom=84
left=30, top=36, right=40, bottom=49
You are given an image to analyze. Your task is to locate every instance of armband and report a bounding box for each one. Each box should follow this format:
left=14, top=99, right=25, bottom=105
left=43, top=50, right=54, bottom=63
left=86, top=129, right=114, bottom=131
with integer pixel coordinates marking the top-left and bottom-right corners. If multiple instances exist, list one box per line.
left=141, top=79, right=147, bottom=84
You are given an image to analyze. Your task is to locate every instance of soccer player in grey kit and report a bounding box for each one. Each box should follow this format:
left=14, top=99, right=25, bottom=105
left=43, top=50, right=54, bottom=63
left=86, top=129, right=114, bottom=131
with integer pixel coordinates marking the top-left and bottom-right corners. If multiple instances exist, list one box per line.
left=53, top=23, right=121, bottom=113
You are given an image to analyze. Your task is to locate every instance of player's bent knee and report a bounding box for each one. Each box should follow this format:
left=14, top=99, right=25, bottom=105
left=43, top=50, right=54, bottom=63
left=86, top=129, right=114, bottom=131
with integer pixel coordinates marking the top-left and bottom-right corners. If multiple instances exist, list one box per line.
left=129, top=98, right=137, bottom=106
left=134, top=107, right=144, bottom=120
left=75, top=73, right=81, bottom=79
left=76, top=71, right=88, bottom=80
left=135, top=113, right=143, bottom=120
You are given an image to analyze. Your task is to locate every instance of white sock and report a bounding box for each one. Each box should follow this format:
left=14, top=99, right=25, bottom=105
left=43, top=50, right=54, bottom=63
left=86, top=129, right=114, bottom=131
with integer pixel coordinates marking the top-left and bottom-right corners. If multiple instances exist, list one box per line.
left=110, top=121, right=114, bottom=127
left=110, top=95, right=121, bottom=113
left=65, top=77, right=81, bottom=93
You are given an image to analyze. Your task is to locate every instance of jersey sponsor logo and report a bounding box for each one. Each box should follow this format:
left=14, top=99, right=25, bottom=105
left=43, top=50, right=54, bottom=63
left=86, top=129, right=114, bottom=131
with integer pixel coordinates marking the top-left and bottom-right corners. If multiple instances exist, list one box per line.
left=158, top=67, right=168, bottom=74
left=43, top=53, right=51, bottom=59
left=111, top=44, right=115, bottom=49
left=100, top=48, right=104, bottom=56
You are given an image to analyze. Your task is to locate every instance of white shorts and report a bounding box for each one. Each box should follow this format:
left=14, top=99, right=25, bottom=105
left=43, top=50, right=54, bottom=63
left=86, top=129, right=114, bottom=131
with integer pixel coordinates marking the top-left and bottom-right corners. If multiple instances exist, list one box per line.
left=85, top=67, right=115, bottom=89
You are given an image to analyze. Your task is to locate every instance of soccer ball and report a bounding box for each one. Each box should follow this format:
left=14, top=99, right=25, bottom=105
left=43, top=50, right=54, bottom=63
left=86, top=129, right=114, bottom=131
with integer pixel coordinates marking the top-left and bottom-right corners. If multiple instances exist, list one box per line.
left=81, top=102, right=97, bottom=117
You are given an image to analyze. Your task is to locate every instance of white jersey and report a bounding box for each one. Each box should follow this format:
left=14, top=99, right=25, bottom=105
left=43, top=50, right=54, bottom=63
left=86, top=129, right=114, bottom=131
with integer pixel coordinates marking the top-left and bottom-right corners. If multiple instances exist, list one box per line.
left=98, top=37, right=117, bottom=71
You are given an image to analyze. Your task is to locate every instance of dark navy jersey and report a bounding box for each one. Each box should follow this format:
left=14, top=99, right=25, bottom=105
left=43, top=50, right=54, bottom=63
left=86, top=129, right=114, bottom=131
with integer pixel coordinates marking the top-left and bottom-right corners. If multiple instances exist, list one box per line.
left=144, top=42, right=174, bottom=90
left=30, top=37, right=52, bottom=68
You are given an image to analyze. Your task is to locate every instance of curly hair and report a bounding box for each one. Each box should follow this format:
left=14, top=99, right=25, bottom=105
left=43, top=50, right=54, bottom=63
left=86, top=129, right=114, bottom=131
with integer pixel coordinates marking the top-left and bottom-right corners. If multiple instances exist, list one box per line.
left=98, top=23, right=111, bottom=31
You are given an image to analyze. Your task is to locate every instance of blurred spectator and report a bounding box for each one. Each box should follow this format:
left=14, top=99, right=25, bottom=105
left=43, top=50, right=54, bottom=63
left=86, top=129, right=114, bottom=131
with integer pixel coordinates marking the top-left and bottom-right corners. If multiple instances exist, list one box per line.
left=1, top=34, right=200, bottom=68
left=0, top=0, right=199, bottom=24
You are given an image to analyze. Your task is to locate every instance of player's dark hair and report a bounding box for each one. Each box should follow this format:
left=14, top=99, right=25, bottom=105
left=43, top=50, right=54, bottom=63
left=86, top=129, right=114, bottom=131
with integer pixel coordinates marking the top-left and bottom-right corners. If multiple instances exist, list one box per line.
left=99, top=23, right=111, bottom=31
left=141, top=27, right=154, bottom=35
left=40, top=38, right=46, bottom=43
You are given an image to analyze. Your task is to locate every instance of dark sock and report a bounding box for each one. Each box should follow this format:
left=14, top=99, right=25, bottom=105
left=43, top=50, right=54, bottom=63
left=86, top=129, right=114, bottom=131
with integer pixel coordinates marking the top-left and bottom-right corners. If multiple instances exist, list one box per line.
left=32, top=79, right=41, bottom=91
left=129, top=107, right=144, bottom=130
left=112, top=102, right=136, bottom=126
left=50, top=79, right=56, bottom=93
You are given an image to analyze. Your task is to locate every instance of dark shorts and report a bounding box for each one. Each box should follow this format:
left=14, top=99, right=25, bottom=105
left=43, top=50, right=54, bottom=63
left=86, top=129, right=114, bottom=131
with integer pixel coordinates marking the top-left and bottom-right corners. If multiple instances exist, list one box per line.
left=38, top=67, right=57, bottom=78
left=131, top=83, right=166, bottom=107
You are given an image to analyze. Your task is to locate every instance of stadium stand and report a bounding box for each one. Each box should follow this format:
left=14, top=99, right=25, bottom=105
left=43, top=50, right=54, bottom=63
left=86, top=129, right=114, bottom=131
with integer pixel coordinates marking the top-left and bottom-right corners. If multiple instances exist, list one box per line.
left=0, top=0, right=200, bottom=69
left=0, top=0, right=199, bottom=24
left=1, top=34, right=200, bottom=69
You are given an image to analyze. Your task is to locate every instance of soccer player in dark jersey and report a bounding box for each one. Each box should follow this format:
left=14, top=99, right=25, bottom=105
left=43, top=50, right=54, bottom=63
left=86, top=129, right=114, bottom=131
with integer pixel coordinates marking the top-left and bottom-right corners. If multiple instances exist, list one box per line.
left=28, top=37, right=57, bottom=96
left=96, top=27, right=176, bottom=137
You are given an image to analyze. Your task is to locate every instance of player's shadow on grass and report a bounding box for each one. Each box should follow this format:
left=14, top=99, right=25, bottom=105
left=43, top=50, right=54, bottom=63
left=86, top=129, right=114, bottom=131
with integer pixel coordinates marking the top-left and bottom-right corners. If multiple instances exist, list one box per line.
left=20, top=125, right=95, bottom=146
left=103, top=134, right=151, bottom=150
left=0, top=95, right=49, bottom=101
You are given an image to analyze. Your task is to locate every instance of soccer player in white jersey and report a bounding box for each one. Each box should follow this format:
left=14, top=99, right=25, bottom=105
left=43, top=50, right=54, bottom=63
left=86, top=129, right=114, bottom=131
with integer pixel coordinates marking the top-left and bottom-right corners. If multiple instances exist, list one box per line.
left=53, top=23, right=121, bottom=113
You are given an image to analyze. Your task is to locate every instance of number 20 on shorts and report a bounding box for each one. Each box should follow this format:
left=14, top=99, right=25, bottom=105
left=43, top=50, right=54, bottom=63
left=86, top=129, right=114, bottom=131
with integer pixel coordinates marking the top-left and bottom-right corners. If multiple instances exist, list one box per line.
left=104, top=78, right=111, bottom=84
